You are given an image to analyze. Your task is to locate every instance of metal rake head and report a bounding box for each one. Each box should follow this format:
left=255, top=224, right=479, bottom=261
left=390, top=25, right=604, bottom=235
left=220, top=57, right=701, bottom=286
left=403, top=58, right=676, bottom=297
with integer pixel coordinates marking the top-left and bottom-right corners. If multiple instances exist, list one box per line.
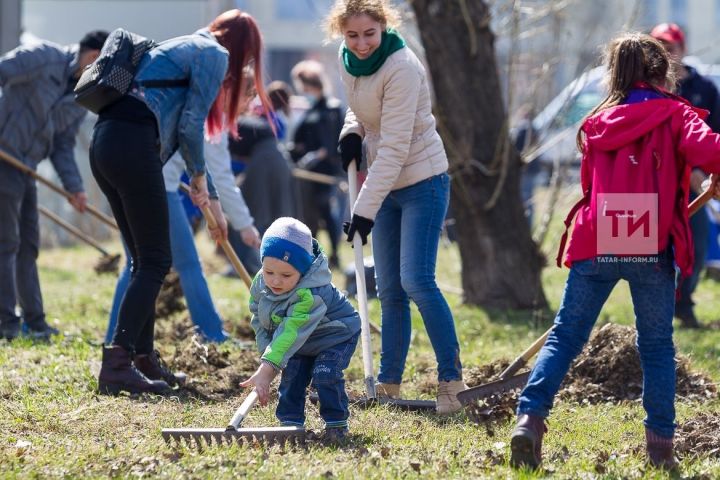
left=161, top=426, right=305, bottom=448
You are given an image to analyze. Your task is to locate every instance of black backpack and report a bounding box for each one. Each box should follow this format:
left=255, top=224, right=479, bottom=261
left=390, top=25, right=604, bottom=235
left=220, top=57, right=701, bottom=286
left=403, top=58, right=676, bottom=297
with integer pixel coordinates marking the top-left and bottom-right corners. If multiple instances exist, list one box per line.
left=74, top=28, right=188, bottom=114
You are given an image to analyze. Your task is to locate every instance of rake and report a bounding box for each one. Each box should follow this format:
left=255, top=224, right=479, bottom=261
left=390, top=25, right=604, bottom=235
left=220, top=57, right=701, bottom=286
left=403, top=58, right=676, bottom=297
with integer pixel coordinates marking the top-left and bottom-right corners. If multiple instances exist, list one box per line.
left=162, top=389, right=305, bottom=446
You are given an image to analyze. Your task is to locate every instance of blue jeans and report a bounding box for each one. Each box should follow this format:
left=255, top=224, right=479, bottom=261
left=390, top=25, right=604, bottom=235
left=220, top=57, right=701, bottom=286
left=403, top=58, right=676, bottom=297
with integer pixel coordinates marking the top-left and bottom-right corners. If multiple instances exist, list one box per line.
left=0, top=180, right=44, bottom=328
left=276, top=333, right=359, bottom=429
left=517, top=253, right=677, bottom=438
left=372, top=173, right=462, bottom=383
left=106, top=191, right=228, bottom=343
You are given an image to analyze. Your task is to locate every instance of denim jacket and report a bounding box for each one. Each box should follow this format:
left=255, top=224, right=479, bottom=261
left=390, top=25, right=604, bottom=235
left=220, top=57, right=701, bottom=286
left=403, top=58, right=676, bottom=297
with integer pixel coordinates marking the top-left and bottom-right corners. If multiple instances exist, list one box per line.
left=0, top=41, right=86, bottom=196
left=130, top=28, right=227, bottom=197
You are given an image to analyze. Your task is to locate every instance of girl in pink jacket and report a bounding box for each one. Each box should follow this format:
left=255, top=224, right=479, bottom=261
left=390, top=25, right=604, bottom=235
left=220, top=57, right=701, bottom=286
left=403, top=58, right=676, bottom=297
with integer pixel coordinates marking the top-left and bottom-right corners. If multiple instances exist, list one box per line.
left=511, top=32, right=720, bottom=470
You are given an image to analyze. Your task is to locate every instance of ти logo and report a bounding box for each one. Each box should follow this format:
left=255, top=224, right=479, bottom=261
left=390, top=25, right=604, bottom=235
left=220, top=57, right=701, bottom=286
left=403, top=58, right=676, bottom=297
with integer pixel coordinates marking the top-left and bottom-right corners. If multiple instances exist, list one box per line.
left=597, top=193, right=658, bottom=255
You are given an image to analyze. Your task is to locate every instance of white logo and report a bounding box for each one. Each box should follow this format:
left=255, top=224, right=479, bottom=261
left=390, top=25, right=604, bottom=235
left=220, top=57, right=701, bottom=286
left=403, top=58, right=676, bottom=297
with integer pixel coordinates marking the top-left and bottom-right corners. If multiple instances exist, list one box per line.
left=629, top=155, right=638, bottom=165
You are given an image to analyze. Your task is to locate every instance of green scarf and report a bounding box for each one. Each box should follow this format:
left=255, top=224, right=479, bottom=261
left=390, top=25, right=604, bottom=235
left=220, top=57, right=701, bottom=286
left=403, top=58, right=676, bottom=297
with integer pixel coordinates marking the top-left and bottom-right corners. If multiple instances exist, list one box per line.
left=342, top=29, right=406, bottom=77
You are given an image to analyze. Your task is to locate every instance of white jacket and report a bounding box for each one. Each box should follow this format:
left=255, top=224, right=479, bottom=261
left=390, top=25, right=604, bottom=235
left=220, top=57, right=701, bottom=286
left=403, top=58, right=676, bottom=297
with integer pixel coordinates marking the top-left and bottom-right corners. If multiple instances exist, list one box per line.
left=163, top=135, right=254, bottom=230
left=339, top=46, right=448, bottom=220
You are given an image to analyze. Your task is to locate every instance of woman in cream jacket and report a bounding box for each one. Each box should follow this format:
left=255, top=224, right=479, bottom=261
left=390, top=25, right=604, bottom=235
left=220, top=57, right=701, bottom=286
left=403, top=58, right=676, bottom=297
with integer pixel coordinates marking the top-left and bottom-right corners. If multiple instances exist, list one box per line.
left=326, top=0, right=465, bottom=414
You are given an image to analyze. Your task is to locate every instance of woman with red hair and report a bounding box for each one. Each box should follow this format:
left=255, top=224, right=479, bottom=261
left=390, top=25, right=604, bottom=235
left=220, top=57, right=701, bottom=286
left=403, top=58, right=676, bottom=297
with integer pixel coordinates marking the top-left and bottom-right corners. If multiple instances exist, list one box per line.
left=91, top=10, right=271, bottom=395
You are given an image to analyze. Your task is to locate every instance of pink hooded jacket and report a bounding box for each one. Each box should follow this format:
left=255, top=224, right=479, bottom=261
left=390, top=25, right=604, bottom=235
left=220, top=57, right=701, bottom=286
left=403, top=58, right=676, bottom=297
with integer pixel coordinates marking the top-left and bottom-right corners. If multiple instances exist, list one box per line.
left=558, top=93, right=720, bottom=277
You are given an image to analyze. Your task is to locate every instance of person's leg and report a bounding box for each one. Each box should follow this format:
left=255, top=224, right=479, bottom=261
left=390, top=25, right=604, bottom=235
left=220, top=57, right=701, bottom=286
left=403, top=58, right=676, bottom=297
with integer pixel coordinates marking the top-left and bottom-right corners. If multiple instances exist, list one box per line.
left=105, top=241, right=131, bottom=345
left=15, top=181, right=53, bottom=336
left=91, top=119, right=170, bottom=395
left=396, top=174, right=461, bottom=383
left=166, top=191, right=227, bottom=341
left=372, top=194, right=411, bottom=386
left=675, top=209, right=710, bottom=327
left=276, top=355, right=314, bottom=427
left=511, top=259, right=617, bottom=468
left=312, top=333, right=359, bottom=431
left=0, top=190, right=23, bottom=339
left=317, top=190, right=340, bottom=266
left=625, top=256, right=677, bottom=440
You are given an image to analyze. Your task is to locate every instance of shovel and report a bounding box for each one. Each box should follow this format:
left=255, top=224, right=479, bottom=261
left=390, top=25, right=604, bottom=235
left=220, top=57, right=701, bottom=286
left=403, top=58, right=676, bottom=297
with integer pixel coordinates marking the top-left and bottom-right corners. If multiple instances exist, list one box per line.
left=162, top=388, right=304, bottom=446
left=458, top=178, right=718, bottom=408
left=0, top=148, right=118, bottom=231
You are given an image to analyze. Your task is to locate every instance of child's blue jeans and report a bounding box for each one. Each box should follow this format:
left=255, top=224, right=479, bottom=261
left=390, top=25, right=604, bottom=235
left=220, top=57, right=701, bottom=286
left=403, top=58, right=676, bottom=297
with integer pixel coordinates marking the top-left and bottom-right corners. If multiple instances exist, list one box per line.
left=276, top=333, right=359, bottom=429
left=517, top=252, right=677, bottom=438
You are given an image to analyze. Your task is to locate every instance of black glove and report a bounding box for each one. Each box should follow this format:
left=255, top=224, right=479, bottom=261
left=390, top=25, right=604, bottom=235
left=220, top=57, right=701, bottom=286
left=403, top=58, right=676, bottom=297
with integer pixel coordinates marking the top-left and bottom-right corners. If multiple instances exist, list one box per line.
left=343, top=214, right=374, bottom=245
left=338, top=133, right=362, bottom=172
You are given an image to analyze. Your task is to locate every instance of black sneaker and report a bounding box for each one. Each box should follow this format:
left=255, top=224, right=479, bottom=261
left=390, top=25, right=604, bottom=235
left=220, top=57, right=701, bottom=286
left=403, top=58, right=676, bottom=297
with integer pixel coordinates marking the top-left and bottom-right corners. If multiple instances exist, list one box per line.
left=0, top=320, right=21, bottom=340
left=21, top=321, right=60, bottom=340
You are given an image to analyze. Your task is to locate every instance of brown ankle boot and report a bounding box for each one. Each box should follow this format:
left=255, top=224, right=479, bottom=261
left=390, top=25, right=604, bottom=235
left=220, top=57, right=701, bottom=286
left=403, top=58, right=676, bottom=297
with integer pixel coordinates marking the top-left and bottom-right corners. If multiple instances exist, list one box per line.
left=98, top=346, right=171, bottom=395
left=646, top=428, right=678, bottom=470
left=134, top=350, right=187, bottom=387
left=510, top=414, right=547, bottom=470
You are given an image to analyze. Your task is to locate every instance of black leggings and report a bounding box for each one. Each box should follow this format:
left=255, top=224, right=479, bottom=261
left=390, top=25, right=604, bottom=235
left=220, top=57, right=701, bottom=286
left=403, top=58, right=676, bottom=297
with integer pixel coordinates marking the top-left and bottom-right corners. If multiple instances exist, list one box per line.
left=90, top=98, right=170, bottom=354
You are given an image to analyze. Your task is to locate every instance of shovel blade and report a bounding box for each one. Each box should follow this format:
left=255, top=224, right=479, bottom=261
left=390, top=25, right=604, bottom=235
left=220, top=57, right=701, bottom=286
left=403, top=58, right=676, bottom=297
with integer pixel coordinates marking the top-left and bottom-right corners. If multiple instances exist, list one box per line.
left=161, top=426, right=305, bottom=447
left=456, top=371, right=531, bottom=406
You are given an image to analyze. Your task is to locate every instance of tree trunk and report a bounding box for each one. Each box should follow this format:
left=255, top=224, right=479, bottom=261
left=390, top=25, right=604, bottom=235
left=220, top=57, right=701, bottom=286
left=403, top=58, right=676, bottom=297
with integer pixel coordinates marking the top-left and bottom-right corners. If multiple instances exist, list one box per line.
left=409, top=0, right=547, bottom=309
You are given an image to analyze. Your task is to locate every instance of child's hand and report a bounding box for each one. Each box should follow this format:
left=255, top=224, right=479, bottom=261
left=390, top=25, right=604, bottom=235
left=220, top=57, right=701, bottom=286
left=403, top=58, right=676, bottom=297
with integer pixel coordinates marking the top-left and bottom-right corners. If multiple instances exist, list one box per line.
left=240, top=362, right=277, bottom=406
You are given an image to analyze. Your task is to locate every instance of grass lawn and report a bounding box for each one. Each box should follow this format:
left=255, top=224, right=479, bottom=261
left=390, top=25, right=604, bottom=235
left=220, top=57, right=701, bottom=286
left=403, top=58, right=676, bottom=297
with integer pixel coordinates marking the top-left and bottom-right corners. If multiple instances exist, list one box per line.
left=1, top=215, right=719, bottom=478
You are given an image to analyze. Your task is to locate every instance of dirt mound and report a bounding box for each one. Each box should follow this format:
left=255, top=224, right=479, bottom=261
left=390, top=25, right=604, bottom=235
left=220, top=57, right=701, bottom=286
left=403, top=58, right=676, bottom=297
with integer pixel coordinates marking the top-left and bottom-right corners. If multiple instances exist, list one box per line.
left=675, top=413, right=720, bottom=458
left=559, top=324, right=717, bottom=404
left=155, top=271, right=185, bottom=319
left=465, top=324, right=716, bottom=428
left=168, top=336, right=259, bottom=400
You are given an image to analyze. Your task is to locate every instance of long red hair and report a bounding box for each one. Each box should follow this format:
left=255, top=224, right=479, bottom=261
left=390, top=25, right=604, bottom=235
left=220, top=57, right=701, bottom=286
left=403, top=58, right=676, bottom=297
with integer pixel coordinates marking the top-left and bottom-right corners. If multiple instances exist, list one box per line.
left=206, top=9, right=272, bottom=138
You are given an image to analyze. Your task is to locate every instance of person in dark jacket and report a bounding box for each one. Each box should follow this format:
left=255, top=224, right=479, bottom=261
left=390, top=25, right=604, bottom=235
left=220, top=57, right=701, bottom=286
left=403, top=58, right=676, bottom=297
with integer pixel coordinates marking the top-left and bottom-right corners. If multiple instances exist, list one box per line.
left=651, top=22, right=720, bottom=328
left=289, top=60, right=345, bottom=268
left=0, top=30, right=108, bottom=340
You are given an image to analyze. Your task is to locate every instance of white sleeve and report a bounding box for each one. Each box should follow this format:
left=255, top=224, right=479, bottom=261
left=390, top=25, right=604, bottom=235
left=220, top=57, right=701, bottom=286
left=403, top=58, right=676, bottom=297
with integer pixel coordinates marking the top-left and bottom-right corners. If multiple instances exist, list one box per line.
left=204, top=135, right=255, bottom=230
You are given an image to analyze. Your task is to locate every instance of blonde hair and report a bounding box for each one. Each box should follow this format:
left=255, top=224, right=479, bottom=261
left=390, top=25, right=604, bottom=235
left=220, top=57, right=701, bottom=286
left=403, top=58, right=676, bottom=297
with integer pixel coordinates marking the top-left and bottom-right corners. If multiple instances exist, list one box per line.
left=324, top=0, right=402, bottom=39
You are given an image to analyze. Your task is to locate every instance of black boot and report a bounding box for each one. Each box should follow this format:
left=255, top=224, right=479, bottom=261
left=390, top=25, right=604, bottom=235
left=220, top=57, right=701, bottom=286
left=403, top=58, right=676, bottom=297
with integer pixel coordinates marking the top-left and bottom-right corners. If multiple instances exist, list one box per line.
left=511, top=414, right=547, bottom=470
left=98, top=345, right=171, bottom=395
left=134, top=350, right=187, bottom=387
left=22, top=319, right=59, bottom=340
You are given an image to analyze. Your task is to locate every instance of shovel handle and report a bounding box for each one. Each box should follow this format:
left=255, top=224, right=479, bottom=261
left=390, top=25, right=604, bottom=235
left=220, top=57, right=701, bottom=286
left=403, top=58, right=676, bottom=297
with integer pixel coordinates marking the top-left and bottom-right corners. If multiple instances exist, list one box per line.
left=689, top=186, right=714, bottom=217
left=227, top=389, right=259, bottom=430
left=38, top=205, right=111, bottom=257
left=348, top=161, right=377, bottom=399
left=179, top=182, right=254, bottom=290
left=498, top=326, right=553, bottom=380
left=0, top=148, right=118, bottom=231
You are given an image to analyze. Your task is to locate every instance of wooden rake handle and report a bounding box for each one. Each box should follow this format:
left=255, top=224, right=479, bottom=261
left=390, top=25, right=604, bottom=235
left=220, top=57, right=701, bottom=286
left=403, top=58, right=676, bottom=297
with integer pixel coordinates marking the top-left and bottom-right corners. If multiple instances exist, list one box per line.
left=689, top=185, right=714, bottom=217
left=0, top=148, right=118, bottom=231
left=179, top=182, right=253, bottom=290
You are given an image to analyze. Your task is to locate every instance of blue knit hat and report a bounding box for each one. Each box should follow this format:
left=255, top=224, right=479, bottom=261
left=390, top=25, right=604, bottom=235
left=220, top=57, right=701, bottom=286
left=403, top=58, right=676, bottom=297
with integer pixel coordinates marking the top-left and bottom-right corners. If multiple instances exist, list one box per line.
left=260, top=217, right=315, bottom=275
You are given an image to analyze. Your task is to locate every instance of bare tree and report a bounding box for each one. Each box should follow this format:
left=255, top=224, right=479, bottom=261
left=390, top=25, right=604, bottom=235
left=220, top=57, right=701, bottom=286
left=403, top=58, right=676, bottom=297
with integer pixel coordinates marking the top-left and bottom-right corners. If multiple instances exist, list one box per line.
left=409, top=0, right=547, bottom=309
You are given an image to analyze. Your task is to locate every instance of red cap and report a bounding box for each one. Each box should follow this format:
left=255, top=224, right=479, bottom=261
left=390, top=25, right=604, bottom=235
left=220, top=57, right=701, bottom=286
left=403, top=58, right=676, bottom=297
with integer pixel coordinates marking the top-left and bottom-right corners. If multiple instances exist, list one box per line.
left=650, top=23, right=685, bottom=47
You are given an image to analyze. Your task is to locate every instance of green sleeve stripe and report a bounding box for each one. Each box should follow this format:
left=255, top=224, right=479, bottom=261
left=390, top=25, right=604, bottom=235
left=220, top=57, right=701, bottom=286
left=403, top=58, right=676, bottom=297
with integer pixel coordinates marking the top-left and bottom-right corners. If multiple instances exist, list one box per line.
left=262, top=288, right=314, bottom=366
